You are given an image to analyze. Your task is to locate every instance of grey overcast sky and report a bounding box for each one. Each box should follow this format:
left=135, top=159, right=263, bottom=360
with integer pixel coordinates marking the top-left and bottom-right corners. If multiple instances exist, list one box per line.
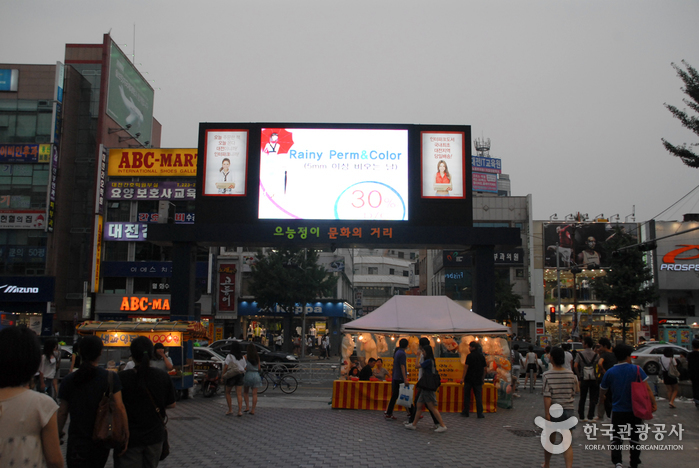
left=2, top=0, right=699, bottom=222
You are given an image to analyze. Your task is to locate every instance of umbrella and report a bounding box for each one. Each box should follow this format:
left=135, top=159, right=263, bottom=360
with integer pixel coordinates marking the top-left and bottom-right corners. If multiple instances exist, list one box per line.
left=260, top=128, right=295, bottom=154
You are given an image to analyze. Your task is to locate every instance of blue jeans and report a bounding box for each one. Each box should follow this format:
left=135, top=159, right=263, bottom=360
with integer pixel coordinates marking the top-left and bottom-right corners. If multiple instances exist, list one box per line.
left=462, top=381, right=483, bottom=415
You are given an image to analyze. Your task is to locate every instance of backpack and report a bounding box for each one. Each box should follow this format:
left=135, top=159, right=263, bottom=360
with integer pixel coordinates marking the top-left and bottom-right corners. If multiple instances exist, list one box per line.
left=579, top=353, right=598, bottom=381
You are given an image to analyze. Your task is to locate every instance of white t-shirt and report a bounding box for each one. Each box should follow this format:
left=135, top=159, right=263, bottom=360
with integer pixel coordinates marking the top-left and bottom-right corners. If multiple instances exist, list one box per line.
left=224, top=354, right=246, bottom=373
left=39, top=354, right=57, bottom=379
left=563, top=351, right=574, bottom=371
left=660, top=356, right=676, bottom=372
left=0, top=389, right=58, bottom=468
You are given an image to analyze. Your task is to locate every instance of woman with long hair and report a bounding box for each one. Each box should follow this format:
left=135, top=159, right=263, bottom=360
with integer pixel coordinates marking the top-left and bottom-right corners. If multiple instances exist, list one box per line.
left=660, top=347, right=679, bottom=408
left=405, top=343, right=447, bottom=433
left=223, top=341, right=246, bottom=416
left=39, top=338, right=59, bottom=399
left=435, top=160, right=452, bottom=195
left=58, top=335, right=129, bottom=468
left=0, top=326, right=63, bottom=468
left=243, top=343, right=263, bottom=415
left=115, top=337, right=176, bottom=467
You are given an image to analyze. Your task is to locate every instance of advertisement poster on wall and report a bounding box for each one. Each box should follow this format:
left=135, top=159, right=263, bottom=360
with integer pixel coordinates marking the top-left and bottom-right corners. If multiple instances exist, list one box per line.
left=258, top=128, right=409, bottom=220
left=420, top=132, right=465, bottom=198
left=543, top=222, right=639, bottom=268
left=202, top=130, right=248, bottom=196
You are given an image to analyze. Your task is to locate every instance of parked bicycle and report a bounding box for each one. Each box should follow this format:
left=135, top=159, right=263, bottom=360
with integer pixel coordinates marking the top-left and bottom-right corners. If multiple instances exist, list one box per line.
left=259, top=365, right=298, bottom=394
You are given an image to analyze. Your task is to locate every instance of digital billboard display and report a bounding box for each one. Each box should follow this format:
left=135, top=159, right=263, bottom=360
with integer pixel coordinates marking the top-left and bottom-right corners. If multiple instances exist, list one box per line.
left=202, top=130, right=248, bottom=196
left=420, top=131, right=466, bottom=198
left=106, top=42, right=154, bottom=147
left=258, top=128, right=409, bottom=220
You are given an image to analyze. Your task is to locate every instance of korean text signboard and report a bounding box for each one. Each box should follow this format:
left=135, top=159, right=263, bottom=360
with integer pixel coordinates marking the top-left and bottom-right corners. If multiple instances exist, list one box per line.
left=97, top=331, right=181, bottom=347
left=107, top=181, right=196, bottom=201
left=104, top=222, right=148, bottom=241
left=218, top=264, right=236, bottom=313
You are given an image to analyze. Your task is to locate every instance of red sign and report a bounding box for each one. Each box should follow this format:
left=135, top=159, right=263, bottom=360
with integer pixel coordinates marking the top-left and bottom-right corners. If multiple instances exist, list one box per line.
left=218, top=264, right=236, bottom=312
left=536, top=328, right=544, bottom=335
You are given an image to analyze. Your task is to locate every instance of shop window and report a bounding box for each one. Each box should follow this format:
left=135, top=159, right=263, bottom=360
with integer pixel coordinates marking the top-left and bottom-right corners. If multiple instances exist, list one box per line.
left=135, top=243, right=171, bottom=262
left=102, top=277, right=127, bottom=294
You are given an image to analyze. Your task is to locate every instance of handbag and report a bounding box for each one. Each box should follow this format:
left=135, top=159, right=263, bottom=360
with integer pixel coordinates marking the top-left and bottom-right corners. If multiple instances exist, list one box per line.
left=631, top=365, right=653, bottom=420
left=145, top=386, right=169, bottom=460
left=661, top=358, right=680, bottom=379
left=416, top=360, right=441, bottom=392
left=93, top=371, right=128, bottom=450
left=222, top=357, right=244, bottom=380
left=396, top=383, right=414, bottom=408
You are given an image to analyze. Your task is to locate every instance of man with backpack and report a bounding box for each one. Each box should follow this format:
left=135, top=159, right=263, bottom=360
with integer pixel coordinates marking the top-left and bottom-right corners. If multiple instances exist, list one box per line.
left=573, top=337, right=599, bottom=422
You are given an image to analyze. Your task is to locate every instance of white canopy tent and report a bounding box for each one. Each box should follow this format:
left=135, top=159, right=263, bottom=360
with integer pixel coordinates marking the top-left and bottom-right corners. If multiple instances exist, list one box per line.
left=341, top=296, right=510, bottom=335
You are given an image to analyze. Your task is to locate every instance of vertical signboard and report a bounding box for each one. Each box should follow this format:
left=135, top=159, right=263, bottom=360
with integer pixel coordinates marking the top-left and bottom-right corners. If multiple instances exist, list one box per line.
left=91, top=215, right=103, bottom=293
left=106, top=42, right=154, bottom=146
left=95, top=146, right=107, bottom=215
left=420, top=132, right=466, bottom=198
left=217, top=263, right=236, bottom=313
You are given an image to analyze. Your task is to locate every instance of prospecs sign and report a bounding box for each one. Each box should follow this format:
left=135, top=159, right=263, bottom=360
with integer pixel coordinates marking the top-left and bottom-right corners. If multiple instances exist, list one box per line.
left=661, top=245, right=699, bottom=271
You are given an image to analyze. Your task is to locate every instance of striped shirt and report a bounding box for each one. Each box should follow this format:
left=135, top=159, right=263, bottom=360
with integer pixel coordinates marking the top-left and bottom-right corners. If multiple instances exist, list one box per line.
left=542, top=368, right=578, bottom=410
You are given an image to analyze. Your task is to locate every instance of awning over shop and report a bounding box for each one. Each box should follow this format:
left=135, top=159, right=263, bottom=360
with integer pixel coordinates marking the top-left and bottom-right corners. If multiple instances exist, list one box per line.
left=341, top=296, right=509, bottom=335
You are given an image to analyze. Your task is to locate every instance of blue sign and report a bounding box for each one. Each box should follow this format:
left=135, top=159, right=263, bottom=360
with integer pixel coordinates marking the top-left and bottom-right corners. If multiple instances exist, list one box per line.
left=100, top=261, right=209, bottom=278
left=0, top=69, right=18, bottom=92
left=238, top=301, right=354, bottom=319
left=471, top=155, right=502, bottom=174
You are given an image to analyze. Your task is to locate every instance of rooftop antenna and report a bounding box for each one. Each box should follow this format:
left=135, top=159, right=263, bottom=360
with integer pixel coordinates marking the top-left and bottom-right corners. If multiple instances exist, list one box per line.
left=474, top=136, right=491, bottom=157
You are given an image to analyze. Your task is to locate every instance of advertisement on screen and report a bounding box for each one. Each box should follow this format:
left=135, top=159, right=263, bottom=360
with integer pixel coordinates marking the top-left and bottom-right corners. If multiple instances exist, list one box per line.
left=202, top=130, right=248, bottom=196
left=258, top=128, right=409, bottom=220
left=420, top=132, right=465, bottom=198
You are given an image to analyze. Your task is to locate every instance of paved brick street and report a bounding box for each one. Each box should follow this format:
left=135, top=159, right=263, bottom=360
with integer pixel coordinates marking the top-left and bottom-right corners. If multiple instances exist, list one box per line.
left=62, top=381, right=698, bottom=468
left=150, top=383, right=697, bottom=468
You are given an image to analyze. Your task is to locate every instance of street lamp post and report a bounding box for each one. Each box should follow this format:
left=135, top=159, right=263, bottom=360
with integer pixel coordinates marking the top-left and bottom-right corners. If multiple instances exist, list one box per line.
left=556, top=242, right=563, bottom=343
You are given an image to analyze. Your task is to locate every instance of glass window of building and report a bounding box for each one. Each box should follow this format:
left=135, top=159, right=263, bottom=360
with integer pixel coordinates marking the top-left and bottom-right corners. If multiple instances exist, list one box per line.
left=0, top=164, right=49, bottom=209
left=102, top=277, right=126, bottom=294
left=0, top=230, right=47, bottom=275
left=367, top=267, right=378, bottom=275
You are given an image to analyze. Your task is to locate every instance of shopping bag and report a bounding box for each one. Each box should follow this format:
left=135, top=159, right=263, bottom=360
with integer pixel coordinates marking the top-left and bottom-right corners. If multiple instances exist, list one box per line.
left=631, top=366, right=653, bottom=420
left=396, top=384, right=414, bottom=408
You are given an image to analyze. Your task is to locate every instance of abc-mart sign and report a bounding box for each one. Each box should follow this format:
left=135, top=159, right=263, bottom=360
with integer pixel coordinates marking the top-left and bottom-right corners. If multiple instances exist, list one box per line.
left=660, top=245, right=699, bottom=271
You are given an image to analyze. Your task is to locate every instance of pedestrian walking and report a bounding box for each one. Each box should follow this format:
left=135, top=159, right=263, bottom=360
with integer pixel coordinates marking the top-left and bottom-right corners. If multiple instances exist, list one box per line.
left=405, top=342, right=447, bottom=432
left=460, top=341, right=487, bottom=418
left=222, top=341, right=246, bottom=416
left=408, top=338, right=439, bottom=425
left=688, top=339, right=699, bottom=408
left=384, top=338, right=408, bottom=421
left=598, top=344, right=657, bottom=468
left=596, top=337, right=616, bottom=418
left=541, top=347, right=578, bottom=468
left=511, top=344, right=522, bottom=397
left=522, top=345, right=538, bottom=391
left=115, top=337, right=176, bottom=468
left=243, top=343, right=263, bottom=415
left=574, top=337, right=599, bottom=421
left=57, top=335, right=129, bottom=468
left=39, top=339, right=60, bottom=399
left=659, top=347, right=679, bottom=408
left=0, top=326, right=63, bottom=468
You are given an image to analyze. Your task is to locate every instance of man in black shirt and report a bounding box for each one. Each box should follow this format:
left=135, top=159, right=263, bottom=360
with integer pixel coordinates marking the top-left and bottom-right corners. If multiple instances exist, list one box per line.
left=461, top=341, right=487, bottom=418
left=358, top=358, right=376, bottom=381
left=596, top=337, right=617, bottom=418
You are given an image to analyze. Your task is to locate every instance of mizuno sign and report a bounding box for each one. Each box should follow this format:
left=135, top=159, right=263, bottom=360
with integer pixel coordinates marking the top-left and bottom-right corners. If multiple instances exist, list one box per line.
left=0, top=284, right=40, bottom=293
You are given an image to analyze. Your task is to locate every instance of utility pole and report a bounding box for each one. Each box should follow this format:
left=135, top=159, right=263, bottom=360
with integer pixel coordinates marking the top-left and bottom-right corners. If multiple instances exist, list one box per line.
left=556, top=242, right=563, bottom=344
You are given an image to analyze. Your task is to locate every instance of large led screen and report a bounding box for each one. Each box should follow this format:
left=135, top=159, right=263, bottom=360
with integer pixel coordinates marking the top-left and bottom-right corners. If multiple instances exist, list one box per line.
left=258, top=128, right=409, bottom=220
left=421, top=131, right=466, bottom=198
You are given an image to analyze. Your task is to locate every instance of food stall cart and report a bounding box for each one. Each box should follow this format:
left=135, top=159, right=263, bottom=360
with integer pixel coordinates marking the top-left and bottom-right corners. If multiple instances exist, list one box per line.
left=76, top=321, right=209, bottom=400
left=333, top=296, right=512, bottom=413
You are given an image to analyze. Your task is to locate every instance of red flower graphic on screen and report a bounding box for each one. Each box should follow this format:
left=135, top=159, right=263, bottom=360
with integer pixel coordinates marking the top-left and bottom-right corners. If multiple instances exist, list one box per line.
left=260, top=128, right=294, bottom=154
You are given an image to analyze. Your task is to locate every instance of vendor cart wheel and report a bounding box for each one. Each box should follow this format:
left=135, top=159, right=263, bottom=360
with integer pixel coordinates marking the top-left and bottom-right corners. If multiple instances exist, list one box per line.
left=175, top=389, right=182, bottom=401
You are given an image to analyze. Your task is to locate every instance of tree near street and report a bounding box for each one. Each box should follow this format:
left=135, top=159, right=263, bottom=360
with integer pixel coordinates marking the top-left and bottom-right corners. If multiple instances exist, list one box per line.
left=248, top=247, right=337, bottom=351
left=592, top=228, right=657, bottom=343
left=662, top=60, right=699, bottom=167
left=494, top=273, right=524, bottom=325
